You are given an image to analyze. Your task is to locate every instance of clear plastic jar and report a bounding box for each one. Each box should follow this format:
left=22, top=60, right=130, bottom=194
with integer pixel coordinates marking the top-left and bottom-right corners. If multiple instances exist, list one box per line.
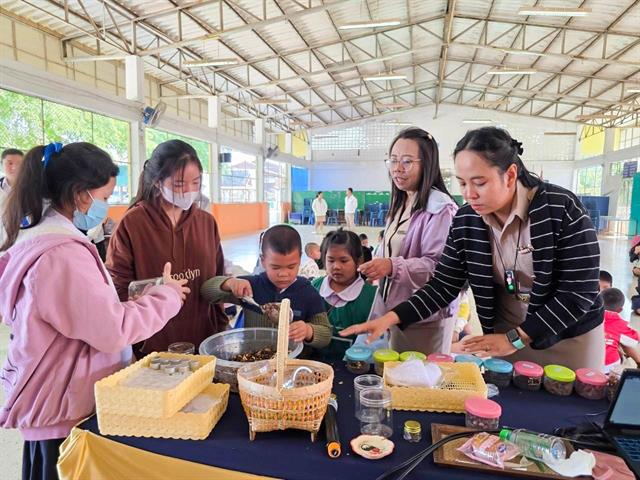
left=607, top=366, right=624, bottom=402
left=360, top=388, right=393, bottom=438
left=354, top=374, right=383, bottom=420
left=543, top=365, right=575, bottom=396
left=512, top=361, right=543, bottom=391
left=427, top=353, right=454, bottom=363
left=464, top=397, right=501, bottom=430
left=399, top=351, right=426, bottom=362
left=575, top=368, right=607, bottom=400
left=483, top=359, right=513, bottom=388
left=168, top=342, right=195, bottom=354
left=128, top=277, right=163, bottom=300
left=372, top=349, right=399, bottom=376
left=345, top=346, right=372, bottom=375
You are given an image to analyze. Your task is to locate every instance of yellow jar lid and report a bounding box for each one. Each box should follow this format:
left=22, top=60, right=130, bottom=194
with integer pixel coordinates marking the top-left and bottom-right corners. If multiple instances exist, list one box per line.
left=404, top=420, right=421, bottom=433
left=373, top=349, right=400, bottom=363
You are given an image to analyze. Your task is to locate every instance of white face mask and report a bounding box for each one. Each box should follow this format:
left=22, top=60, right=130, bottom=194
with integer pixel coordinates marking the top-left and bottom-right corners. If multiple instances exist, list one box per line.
left=160, top=185, right=199, bottom=210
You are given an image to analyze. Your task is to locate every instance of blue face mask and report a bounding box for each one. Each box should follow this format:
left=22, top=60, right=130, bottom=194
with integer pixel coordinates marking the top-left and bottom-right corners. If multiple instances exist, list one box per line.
left=73, top=191, right=109, bottom=231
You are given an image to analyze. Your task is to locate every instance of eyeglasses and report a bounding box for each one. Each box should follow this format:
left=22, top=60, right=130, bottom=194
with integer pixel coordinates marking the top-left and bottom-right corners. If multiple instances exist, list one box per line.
left=384, top=156, right=421, bottom=171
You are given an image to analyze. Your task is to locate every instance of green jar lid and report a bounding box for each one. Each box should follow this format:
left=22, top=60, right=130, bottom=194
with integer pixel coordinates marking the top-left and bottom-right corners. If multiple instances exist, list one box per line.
left=373, top=349, right=400, bottom=363
left=399, top=351, right=427, bottom=362
left=544, top=364, right=576, bottom=383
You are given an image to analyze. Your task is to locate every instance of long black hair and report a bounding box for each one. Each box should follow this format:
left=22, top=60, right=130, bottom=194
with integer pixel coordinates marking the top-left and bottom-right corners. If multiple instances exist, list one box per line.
left=387, top=128, right=452, bottom=222
left=131, top=139, right=202, bottom=209
left=320, top=228, right=364, bottom=267
left=453, top=127, right=541, bottom=188
left=2, top=142, right=118, bottom=250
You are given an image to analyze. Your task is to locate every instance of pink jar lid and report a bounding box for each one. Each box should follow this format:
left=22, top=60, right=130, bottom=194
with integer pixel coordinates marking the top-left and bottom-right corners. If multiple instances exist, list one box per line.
left=576, top=368, right=607, bottom=386
left=514, top=361, right=543, bottom=377
left=464, top=397, right=502, bottom=419
left=428, top=353, right=453, bottom=363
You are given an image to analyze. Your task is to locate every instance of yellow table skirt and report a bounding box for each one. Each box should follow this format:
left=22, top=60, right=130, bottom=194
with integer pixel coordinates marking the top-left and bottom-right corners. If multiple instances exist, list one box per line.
left=57, top=427, right=279, bottom=480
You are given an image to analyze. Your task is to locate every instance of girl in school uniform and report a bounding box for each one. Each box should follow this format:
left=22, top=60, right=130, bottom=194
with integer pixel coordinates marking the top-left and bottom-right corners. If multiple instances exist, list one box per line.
left=312, top=229, right=377, bottom=359
left=0, top=142, right=188, bottom=480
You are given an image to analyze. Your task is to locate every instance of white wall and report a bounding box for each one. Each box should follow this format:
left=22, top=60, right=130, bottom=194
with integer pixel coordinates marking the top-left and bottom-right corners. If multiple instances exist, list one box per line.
left=310, top=103, right=579, bottom=192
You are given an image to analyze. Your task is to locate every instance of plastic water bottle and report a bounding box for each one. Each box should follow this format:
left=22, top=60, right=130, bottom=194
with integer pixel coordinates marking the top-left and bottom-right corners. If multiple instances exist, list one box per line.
left=499, top=428, right=566, bottom=462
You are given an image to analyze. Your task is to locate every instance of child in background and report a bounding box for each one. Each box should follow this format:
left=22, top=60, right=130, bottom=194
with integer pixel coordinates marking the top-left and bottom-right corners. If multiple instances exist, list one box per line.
left=372, top=229, right=385, bottom=257
left=599, top=270, right=613, bottom=291
left=359, top=233, right=373, bottom=263
left=312, top=229, right=377, bottom=359
left=600, top=288, right=640, bottom=372
left=201, top=225, right=331, bottom=349
left=0, top=143, right=188, bottom=479
left=299, top=242, right=321, bottom=278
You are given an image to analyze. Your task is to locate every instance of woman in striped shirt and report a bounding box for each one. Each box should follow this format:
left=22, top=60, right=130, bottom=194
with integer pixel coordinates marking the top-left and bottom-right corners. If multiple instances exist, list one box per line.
left=343, top=127, right=604, bottom=370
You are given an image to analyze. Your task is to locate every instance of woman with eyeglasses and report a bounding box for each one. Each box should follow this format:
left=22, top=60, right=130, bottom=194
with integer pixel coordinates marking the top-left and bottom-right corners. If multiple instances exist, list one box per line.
left=344, top=127, right=604, bottom=371
left=357, top=127, right=460, bottom=354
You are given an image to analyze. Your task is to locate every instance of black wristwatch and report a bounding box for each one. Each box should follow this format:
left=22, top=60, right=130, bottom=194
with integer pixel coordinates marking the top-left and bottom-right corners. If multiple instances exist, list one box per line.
left=506, top=328, right=525, bottom=350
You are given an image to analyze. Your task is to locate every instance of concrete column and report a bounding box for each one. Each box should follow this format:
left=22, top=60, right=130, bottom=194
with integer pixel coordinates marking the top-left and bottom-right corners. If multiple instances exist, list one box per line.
left=125, top=55, right=144, bottom=102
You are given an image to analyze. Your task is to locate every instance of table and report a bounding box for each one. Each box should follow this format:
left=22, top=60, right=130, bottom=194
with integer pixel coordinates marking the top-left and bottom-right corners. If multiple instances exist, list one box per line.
left=66, top=365, right=609, bottom=480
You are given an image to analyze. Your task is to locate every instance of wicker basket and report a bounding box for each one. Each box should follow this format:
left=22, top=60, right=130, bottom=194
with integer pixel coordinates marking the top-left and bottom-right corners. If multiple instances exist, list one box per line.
left=383, top=362, right=487, bottom=413
left=237, top=299, right=334, bottom=441
left=95, top=352, right=216, bottom=418
left=97, top=383, right=230, bottom=440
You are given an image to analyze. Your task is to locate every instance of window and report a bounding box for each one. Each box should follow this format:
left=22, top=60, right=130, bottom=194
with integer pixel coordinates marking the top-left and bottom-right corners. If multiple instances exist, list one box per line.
left=610, top=162, right=624, bottom=176
left=615, top=127, right=640, bottom=151
left=220, top=146, right=257, bottom=203
left=0, top=88, right=132, bottom=203
left=145, top=128, right=212, bottom=201
left=311, top=123, right=402, bottom=151
left=576, top=165, right=603, bottom=196
left=264, top=159, right=288, bottom=224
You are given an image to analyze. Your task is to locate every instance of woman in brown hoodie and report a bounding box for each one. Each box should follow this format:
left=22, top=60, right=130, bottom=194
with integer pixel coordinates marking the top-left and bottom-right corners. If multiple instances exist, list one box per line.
left=106, top=139, right=227, bottom=355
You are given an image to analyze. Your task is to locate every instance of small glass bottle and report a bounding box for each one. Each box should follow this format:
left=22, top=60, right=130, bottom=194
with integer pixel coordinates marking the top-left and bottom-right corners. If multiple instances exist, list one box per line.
left=499, top=428, right=566, bottom=462
left=403, top=420, right=422, bottom=443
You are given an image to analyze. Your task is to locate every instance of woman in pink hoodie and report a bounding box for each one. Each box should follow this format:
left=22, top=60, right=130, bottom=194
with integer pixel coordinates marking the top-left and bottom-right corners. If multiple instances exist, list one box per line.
left=0, top=142, right=189, bottom=480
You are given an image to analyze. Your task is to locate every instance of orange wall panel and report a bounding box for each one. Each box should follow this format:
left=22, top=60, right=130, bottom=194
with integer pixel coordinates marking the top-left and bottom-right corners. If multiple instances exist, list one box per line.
left=108, top=205, right=129, bottom=223
left=210, top=202, right=269, bottom=238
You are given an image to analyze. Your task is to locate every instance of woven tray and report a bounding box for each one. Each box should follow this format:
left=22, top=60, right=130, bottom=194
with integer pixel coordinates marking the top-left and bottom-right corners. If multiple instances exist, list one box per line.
left=383, top=362, right=487, bottom=413
left=97, top=383, right=230, bottom=440
left=95, top=352, right=215, bottom=418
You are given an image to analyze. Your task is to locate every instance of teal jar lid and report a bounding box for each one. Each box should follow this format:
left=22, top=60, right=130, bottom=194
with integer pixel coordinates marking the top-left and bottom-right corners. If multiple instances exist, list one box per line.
left=483, top=358, right=513, bottom=374
left=345, top=345, right=372, bottom=362
left=455, top=354, right=484, bottom=367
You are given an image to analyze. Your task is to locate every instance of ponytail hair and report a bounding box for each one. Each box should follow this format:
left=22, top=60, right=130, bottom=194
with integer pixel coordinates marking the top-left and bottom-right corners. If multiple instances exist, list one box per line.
left=453, top=127, right=541, bottom=188
left=2, top=142, right=118, bottom=250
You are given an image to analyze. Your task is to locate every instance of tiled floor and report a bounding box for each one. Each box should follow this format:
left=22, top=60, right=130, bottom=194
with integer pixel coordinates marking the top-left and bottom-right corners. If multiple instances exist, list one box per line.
left=0, top=229, right=637, bottom=479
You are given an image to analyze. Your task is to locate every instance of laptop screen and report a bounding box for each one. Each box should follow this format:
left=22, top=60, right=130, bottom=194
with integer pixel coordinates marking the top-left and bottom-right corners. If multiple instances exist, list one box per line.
left=609, top=374, right=640, bottom=427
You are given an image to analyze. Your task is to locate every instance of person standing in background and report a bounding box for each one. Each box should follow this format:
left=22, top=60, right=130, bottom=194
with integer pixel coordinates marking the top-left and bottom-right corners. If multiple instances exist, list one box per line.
left=312, top=191, right=328, bottom=235
left=344, top=187, right=358, bottom=229
left=0, top=148, right=24, bottom=250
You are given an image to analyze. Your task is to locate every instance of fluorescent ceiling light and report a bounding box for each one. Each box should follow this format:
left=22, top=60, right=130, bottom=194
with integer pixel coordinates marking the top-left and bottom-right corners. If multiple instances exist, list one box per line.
left=518, top=7, right=591, bottom=17
left=462, top=119, right=493, bottom=124
left=227, top=117, right=255, bottom=121
left=626, top=88, right=640, bottom=93
left=253, top=98, right=290, bottom=105
left=338, top=19, right=402, bottom=30
left=384, top=122, right=414, bottom=127
left=160, top=94, right=213, bottom=99
left=500, top=48, right=546, bottom=57
left=486, top=69, right=537, bottom=75
left=363, top=74, right=407, bottom=81
left=544, top=132, right=577, bottom=136
left=184, top=58, right=239, bottom=67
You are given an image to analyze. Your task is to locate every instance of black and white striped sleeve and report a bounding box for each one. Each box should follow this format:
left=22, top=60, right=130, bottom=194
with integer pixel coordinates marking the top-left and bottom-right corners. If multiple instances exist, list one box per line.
left=391, top=231, right=468, bottom=327
left=520, top=196, right=600, bottom=348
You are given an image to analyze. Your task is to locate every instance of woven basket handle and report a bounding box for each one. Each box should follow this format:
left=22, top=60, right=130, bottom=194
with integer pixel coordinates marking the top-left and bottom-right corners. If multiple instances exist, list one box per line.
left=275, top=298, right=291, bottom=390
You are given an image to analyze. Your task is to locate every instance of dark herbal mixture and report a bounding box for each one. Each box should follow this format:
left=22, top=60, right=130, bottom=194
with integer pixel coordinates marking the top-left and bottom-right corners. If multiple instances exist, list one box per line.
left=231, top=347, right=276, bottom=362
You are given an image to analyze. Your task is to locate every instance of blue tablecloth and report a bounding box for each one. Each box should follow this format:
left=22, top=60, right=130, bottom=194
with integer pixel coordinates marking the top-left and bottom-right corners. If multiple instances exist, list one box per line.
left=79, top=364, right=609, bottom=480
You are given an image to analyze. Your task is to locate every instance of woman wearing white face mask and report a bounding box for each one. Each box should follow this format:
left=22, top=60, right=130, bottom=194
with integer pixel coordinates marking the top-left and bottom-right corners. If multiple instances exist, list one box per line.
left=107, top=139, right=227, bottom=356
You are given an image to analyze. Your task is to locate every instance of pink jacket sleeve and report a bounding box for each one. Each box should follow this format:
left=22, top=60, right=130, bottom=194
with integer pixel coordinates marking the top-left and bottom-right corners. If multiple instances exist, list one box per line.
left=389, top=205, right=457, bottom=293
left=34, top=243, right=182, bottom=353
